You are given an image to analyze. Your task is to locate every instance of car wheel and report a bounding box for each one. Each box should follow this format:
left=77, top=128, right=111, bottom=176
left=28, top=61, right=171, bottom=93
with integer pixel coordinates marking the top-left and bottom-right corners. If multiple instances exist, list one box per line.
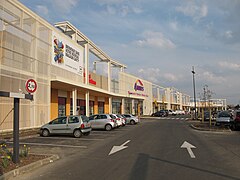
left=130, top=120, right=135, bottom=125
left=105, top=124, right=112, bottom=131
left=73, top=129, right=82, bottom=138
left=41, top=129, right=50, bottom=137
left=231, top=123, right=236, bottom=131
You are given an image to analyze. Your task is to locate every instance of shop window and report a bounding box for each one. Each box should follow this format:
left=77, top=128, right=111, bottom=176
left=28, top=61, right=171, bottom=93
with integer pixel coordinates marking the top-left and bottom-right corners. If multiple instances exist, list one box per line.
left=89, top=101, right=94, bottom=115
left=112, top=102, right=121, bottom=114
left=80, top=99, right=86, bottom=115
left=58, top=97, right=66, bottom=117
left=124, top=100, right=132, bottom=114
left=98, top=102, right=104, bottom=114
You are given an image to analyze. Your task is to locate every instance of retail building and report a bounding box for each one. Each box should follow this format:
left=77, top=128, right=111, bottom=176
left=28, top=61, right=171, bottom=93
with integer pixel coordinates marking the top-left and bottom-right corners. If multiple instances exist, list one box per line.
left=0, top=0, right=192, bottom=132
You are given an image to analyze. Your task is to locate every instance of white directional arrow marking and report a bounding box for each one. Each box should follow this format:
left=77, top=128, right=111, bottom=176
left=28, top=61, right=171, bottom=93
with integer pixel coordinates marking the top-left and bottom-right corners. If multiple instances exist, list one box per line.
left=181, top=141, right=196, bottom=158
left=109, top=140, right=131, bottom=155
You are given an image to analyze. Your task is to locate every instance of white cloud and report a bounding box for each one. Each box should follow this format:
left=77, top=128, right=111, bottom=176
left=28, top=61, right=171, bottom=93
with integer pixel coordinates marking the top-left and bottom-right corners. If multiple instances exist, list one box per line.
left=120, top=5, right=129, bottom=16
left=225, top=30, right=233, bottom=39
left=106, top=5, right=116, bottom=15
left=169, top=21, right=178, bottom=31
left=51, top=0, right=78, bottom=13
left=132, top=7, right=143, bottom=14
left=218, top=61, right=240, bottom=71
left=136, top=68, right=180, bottom=85
left=135, top=31, right=176, bottom=49
left=201, top=71, right=226, bottom=84
left=96, top=0, right=125, bottom=5
left=36, top=5, right=49, bottom=16
left=176, top=2, right=208, bottom=22
left=163, top=73, right=178, bottom=82
left=96, top=0, right=143, bottom=16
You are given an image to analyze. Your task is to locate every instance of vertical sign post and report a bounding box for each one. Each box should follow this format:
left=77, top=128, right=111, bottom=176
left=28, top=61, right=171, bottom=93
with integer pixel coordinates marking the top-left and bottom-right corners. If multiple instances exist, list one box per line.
left=13, top=98, right=20, bottom=163
left=12, top=79, right=37, bottom=163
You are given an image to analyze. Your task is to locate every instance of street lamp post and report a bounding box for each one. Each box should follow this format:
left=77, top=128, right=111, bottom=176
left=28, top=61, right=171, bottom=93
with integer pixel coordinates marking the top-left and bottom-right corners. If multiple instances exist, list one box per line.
left=192, top=66, right=197, bottom=120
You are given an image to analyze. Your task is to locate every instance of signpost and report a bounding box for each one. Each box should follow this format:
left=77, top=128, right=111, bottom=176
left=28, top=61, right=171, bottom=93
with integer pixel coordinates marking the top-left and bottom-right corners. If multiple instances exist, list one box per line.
left=0, top=79, right=37, bottom=163
left=25, top=79, right=37, bottom=93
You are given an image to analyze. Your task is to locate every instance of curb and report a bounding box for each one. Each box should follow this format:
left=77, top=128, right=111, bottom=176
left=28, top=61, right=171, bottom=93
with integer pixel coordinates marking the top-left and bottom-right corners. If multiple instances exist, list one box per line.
left=0, top=154, right=59, bottom=180
left=190, top=124, right=232, bottom=132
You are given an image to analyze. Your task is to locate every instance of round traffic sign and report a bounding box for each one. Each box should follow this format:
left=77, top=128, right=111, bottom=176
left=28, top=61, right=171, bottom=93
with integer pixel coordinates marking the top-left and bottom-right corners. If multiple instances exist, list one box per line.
left=25, top=79, right=37, bottom=93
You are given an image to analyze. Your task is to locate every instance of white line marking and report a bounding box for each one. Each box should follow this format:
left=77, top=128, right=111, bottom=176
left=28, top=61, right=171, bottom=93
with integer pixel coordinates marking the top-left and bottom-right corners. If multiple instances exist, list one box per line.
left=36, top=137, right=104, bottom=141
left=109, top=140, right=131, bottom=155
left=181, top=141, right=196, bottom=158
left=6, top=142, right=87, bottom=148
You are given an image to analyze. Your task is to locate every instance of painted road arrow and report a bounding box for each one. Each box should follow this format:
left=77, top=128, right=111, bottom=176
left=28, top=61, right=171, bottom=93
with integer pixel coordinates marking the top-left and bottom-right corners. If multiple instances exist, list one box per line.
left=181, top=141, right=196, bottom=158
left=109, top=140, right=131, bottom=155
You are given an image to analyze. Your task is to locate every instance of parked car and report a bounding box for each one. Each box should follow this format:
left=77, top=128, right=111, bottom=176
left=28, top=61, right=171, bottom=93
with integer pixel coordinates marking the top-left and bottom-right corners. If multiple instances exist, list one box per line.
left=232, top=110, right=240, bottom=130
left=116, top=114, right=126, bottom=126
left=111, top=114, right=123, bottom=127
left=174, top=110, right=185, bottom=115
left=151, top=110, right=168, bottom=117
left=122, top=114, right=139, bottom=125
left=40, top=115, right=91, bottom=138
left=167, top=110, right=173, bottom=115
left=203, top=111, right=214, bottom=121
left=215, top=111, right=233, bottom=126
left=89, top=114, right=116, bottom=131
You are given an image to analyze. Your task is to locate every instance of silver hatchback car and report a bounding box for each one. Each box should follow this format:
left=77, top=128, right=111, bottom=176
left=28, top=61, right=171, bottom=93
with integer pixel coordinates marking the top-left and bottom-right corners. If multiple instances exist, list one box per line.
left=215, top=111, right=233, bottom=126
left=40, top=115, right=91, bottom=138
left=89, top=114, right=116, bottom=131
left=122, top=114, right=140, bottom=125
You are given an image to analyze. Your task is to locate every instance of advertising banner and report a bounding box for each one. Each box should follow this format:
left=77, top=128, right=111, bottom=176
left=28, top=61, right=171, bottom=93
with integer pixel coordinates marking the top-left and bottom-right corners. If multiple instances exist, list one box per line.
left=52, top=31, right=84, bottom=76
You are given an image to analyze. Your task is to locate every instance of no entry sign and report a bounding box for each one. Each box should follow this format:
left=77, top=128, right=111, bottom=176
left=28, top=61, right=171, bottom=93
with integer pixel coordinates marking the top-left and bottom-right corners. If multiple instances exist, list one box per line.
left=25, top=79, right=37, bottom=93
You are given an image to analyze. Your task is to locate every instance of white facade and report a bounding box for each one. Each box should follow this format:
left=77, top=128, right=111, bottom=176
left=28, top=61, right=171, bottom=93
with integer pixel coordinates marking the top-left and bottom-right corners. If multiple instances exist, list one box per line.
left=119, top=72, right=153, bottom=115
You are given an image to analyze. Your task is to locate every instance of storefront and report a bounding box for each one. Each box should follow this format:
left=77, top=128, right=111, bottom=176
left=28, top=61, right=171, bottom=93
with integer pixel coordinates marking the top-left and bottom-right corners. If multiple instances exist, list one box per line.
left=112, top=98, right=121, bottom=114
left=0, top=0, right=192, bottom=133
left=119, top=72, right=153, bottom=116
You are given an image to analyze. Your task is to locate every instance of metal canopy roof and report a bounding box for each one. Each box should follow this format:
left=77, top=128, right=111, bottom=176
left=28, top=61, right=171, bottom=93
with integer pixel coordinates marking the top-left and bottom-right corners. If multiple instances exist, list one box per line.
left=54, top=21, right=127, bottom=69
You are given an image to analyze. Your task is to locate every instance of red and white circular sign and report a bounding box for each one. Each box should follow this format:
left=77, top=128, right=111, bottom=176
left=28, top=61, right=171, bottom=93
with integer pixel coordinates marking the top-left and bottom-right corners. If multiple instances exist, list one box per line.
left=25, top=79, right=37, bottom=93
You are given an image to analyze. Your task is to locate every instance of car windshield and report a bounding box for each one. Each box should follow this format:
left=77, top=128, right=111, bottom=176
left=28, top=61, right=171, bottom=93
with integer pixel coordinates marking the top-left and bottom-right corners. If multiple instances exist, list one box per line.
left=81, top=115, right=89, bottom=122
left=110, top=114, right=116, bottom=119
left=218, top=111, right=230, bottom=118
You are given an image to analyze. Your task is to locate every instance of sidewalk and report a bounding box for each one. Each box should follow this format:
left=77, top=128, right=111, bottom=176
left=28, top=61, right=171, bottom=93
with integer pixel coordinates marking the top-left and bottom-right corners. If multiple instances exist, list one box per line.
left=0, top=128, right=39, bottom=141
left=0, top=127, right=60, bottom=179
left=188, top=120, right=232, bottom=132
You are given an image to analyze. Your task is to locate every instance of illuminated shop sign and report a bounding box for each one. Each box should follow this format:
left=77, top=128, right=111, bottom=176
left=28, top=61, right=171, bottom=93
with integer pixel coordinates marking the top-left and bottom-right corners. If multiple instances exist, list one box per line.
left=52, top=31, right=84, bottom=76
left=128, top=79, right=148, bottom=97
left=84, top=73, right=96, bottom=85
left=128, top=91, right=148, bottom=97
left=134, top=79, right=144, bottom=91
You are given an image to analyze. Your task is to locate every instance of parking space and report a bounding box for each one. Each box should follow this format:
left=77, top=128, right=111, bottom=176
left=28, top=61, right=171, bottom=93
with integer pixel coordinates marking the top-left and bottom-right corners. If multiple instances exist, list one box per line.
left=4, top=124, right=140, bottom=157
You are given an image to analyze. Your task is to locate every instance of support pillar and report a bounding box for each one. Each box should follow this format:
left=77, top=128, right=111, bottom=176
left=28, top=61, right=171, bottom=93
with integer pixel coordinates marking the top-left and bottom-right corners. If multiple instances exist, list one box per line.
left=104, top=97, right=109, bottom=114
left=109, top=97, right=112, bottom=114
left=85, top=91, right=89, bottom=116
left=121, top=98, right=125, bottom=114
left=94, top=96, right=98, bottom=114
left=84, top=43, right=89, bottom=85
left=72, top=88, right=77, bottom=115
left=108, top=61, right=111, bottom=92
left=132, top=99, right=135, bottom=115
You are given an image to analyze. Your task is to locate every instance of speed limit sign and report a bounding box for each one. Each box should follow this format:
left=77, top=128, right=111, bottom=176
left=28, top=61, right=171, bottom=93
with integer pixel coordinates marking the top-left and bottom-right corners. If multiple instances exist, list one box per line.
left=25, top=79, right=37, bottom=93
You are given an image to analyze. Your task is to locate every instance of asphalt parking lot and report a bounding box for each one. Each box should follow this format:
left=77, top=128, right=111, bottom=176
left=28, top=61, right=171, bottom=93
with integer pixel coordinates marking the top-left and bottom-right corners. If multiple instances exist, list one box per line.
left=5, top=123, right=140, bottom=158
left=10, top=116, right=240, bottom=180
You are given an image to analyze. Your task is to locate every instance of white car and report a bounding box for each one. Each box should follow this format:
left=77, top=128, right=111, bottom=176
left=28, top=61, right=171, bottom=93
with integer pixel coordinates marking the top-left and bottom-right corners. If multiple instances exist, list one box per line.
left=116, top=114, right=126, bottom=126
left=175, top=110, right=185, bottom=115
left=111, top=114, right=123, bottom=127
left=122, top=114, right=139, bottom=125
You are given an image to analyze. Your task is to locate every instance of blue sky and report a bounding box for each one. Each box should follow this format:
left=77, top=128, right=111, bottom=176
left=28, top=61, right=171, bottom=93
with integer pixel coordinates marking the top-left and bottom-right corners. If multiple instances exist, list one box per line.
left=19, top=0, right=240, bottom=104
